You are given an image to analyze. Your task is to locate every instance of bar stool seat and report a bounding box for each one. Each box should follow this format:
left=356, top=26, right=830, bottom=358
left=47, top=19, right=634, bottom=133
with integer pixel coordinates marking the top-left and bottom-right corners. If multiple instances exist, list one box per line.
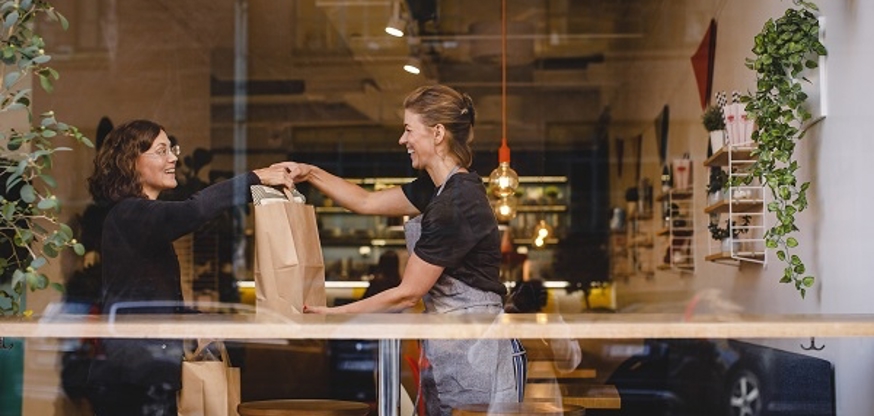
left=452, top=402, right=585, bottom=416
left=238, top=399, right=370, bottom=416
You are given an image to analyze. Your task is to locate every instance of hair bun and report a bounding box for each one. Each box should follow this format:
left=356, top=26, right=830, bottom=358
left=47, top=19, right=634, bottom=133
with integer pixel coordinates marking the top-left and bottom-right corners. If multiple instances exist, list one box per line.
left=461, top=94, right=476, bottom=127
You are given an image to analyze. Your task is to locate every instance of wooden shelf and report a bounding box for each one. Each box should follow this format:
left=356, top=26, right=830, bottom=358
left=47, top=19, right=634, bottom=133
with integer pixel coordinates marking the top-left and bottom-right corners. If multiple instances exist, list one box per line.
left=656, top=228, right=669, bottom=236
left=629, top=212, right=653, bottom=220
left=704, top=199, right=764, bottom=214
left=705, top=251, right=766, bottom=262
left=657, top=189, right=693, bottom=201
left=516, top=205, right=567, bottom=213
left=704, top=145, right=757, bottom=167
left=657, top=263, right=694, bottom=271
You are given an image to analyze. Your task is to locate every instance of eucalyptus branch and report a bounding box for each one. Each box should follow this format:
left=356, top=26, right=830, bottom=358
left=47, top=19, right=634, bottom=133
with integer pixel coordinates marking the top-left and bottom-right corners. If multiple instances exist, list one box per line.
left=1, top=0, right=89, bottom=315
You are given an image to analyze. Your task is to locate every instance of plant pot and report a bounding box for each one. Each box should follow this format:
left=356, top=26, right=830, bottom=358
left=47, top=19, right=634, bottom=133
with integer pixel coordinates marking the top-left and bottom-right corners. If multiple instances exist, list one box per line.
left=721, top=238, right=741, bottom=254
left=707, top=190, right=723, bottom=205
left=709, top=130, right=725, bottom=152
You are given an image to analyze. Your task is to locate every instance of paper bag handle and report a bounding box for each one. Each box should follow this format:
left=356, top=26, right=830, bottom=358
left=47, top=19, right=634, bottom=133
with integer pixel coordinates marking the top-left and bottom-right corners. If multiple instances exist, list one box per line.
left=187, top=339, right=231, bottom=364
left=283, top=187, right=306, bottom=204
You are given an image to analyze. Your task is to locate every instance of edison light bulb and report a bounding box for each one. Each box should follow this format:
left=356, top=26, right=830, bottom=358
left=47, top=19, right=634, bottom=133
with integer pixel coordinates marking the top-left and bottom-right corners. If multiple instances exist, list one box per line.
left=489, top=162, right=519, bottom=198
left=534, top=220, right=553, bottom=240
left=493, top=195, right=517, bottom=222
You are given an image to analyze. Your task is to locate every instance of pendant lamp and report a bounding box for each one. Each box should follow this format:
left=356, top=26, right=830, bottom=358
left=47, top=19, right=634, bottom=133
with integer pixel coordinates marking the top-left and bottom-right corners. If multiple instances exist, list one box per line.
left=488, top=0, right=519, bottom=199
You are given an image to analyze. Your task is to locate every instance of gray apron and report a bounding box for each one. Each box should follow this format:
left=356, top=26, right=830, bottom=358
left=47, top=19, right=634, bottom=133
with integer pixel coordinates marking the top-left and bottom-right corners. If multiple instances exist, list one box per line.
left=405, top=169, right=525, bottom=416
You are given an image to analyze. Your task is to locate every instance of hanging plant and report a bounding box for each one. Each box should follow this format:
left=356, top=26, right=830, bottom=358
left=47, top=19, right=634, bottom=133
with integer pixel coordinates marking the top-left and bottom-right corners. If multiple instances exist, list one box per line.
left=734, top=0, right=826, bottom=298
left=1, top=0, right=92, bottom=315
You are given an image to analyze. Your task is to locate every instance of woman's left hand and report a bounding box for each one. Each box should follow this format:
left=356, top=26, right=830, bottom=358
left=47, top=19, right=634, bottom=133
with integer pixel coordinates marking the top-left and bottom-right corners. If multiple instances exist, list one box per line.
left=253, top=165, right=295, bottom=190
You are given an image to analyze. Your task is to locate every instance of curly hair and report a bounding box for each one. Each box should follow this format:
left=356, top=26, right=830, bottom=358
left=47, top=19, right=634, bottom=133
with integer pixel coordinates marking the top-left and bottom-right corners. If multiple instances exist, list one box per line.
left=87, top=119, right=165, bottom=203
left=403, top=84, right=476, bottom=168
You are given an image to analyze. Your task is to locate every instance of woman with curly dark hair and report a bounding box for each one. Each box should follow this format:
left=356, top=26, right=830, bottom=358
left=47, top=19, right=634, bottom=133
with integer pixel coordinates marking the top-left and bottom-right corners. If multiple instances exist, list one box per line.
left=85, top=119, right=293, bottom=416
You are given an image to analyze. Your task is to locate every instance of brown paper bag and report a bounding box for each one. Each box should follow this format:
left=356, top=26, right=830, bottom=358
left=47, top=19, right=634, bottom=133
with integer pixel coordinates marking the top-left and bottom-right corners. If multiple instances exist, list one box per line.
left=252, top=186, right=326, bottom=317
left=178, top=342, right=241, bottom=416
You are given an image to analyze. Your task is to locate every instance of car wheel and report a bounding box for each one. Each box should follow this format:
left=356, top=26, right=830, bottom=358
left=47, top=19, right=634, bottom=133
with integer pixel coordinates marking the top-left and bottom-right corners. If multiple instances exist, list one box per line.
left=727, top=369, right=764, bottom=416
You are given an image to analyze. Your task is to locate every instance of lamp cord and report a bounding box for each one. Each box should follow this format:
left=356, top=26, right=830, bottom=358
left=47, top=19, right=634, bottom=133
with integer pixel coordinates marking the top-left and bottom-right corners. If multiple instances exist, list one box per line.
left=501, top=0, right=507, bottom=147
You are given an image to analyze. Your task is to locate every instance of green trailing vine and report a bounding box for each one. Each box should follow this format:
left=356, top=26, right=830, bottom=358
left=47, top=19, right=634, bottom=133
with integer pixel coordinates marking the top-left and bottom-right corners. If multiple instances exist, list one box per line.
left=735, top=0, right=826, bottom=298
left=1, top=0, right=92, bottom=315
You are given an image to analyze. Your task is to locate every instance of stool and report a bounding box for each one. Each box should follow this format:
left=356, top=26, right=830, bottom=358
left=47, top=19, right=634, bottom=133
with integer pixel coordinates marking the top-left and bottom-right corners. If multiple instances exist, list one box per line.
left=452, top=402, right=585, bottom=416
left=238, top=399, right=370, bottom=416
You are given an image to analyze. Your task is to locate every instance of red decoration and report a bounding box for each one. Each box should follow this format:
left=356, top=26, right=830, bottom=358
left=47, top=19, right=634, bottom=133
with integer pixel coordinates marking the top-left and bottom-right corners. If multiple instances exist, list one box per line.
left=691, top=20, right=718, bottom=110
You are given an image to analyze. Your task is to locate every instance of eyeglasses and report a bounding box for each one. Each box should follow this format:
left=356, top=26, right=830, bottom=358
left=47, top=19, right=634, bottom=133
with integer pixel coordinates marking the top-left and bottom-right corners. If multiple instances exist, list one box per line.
left=143, top=145, right=181, bottom=159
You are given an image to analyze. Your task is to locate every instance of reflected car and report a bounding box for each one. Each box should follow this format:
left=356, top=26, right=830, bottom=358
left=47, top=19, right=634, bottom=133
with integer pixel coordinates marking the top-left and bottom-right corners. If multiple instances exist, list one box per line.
left=605, top=338, right=835, bottom=416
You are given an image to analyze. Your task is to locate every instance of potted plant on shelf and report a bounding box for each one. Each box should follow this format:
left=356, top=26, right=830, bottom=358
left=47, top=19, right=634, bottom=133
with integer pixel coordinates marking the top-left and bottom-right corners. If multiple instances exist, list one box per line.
left=706, top=168, right=728, bottom=205
left=702, top=105, right=726, bottom=153
left=708, top=215, right=752, bottom=254
left=734, top=0, right=826, bottom=298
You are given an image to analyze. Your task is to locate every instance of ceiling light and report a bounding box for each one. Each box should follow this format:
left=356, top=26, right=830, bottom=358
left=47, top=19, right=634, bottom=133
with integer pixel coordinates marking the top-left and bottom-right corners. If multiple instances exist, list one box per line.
left=384, top=1, right=405, bottom=37
left=403, top=56, right=421, bottom=74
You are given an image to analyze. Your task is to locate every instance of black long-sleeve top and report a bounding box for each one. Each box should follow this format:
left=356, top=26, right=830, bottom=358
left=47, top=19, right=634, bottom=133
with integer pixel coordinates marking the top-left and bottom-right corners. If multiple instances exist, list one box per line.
left=88, top=172, right=259, bottom=388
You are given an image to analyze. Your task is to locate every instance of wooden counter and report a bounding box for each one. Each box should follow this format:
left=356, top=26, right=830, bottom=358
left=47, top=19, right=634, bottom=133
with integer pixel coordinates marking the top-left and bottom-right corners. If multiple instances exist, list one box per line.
left=4, top=312, right=874, bottom=340
left=3, top=312, right=864, bottom=416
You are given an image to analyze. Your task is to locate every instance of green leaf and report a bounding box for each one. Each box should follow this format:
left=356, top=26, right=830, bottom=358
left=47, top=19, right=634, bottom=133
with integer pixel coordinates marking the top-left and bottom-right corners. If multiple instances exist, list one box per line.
left=60, top=223, right=73, bottom=238
left=42, top=244, right=58, bottom=258
left=73, top=243, right=85, bottom=256
left=19, top=184, right=35, bottom=203
left=786, top=237, right=799, bottom=248
left=30, top=257, right=46, bottom=270
left=50, top=282, right=65, bottom=293
left=776, top=250, right=786, bottom=261
left=26, top=273, right=48, bottom=290
left=57, top=11, right=69, bottom=30
left=36, top=198, right=56, bottom=210
left=4, top=10, right=19, bottom=29
left=32, top=55, right=50, bottom=64
left=802, top=276, right=815, bottom=287
left=2, top=204, right=15, bottom=221
left=11, top=270, right=24, bottom=288
left=766, top=240, right=778, bottom=249
left=3, top=70, right=21, bottom=89
left=38, top=73, right=53, bottom=93
left=17, top=229, right=33, bottom=245
left=39, top=174, right=57, bottom=188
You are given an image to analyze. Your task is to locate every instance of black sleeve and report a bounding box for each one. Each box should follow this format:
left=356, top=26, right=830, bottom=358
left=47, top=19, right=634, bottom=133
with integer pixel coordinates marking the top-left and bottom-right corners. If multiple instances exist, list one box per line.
left=132, top=172, right=261, bottom=243
left=401, top=172, right=435, bottom=213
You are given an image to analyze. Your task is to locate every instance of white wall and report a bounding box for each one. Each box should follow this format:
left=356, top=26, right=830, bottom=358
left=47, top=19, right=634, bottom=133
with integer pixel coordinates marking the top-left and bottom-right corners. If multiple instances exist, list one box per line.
left=610, top=0, right=874, bottom=414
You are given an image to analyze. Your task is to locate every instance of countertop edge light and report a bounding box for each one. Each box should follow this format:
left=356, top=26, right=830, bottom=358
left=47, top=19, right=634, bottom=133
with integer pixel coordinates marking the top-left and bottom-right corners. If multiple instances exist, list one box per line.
left=3, top=313, right=874, bottom=340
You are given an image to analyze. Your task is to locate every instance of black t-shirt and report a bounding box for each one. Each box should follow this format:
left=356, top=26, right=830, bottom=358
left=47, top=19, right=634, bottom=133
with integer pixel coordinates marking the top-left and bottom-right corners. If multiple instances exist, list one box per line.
left=402, top=171, right=506, bottom=295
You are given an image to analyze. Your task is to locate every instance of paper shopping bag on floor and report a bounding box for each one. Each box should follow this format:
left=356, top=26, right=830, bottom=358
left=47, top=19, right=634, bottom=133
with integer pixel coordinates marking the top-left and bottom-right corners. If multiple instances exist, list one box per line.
left=252, top=185, right=326, bottom=317
left=178, top=341, right=241, bottom=416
